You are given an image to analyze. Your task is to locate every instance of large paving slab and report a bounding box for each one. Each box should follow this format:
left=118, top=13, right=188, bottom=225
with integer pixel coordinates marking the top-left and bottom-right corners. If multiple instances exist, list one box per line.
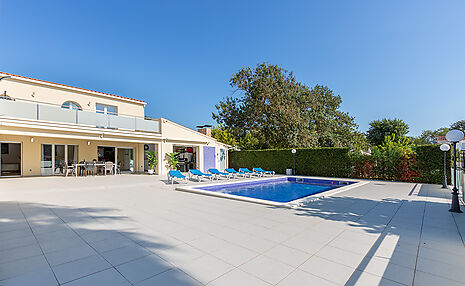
left=0, top=175, right=464, bottom=285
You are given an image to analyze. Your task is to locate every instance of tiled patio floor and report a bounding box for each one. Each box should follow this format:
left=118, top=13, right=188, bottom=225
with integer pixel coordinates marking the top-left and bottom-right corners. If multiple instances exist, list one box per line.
left=0, top=175, right=464, bottom=285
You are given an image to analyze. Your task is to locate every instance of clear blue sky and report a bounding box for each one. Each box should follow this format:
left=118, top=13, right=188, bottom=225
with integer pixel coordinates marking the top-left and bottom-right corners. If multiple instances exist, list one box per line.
left=1, top=0, right=463, bottom=136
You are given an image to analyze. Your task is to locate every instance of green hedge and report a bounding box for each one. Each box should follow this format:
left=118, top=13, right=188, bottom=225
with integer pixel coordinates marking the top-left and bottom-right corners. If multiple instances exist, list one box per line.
left=229, top=148, right=352, bottom=178
left=413, top=145, right=451, bottom=184
left=229, top=145, right=452, bottom=184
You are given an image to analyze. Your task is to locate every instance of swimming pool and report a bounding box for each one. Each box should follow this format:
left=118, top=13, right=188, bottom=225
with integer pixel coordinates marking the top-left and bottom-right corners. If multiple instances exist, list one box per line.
left=177, top=177, right=360, bottom=206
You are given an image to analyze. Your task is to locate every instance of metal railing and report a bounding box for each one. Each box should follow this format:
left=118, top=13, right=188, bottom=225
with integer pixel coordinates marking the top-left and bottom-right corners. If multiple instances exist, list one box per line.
left=0, top=98, right=160, bottom=133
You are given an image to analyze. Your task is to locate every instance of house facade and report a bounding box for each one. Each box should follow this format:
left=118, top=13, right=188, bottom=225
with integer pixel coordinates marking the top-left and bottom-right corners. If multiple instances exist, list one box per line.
left=0, top=72, right=229, bottom=177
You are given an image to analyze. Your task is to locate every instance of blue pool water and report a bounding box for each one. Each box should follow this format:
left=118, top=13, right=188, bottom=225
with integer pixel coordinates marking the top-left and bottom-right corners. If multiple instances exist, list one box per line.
left=195, top=177, right=354, bottom=203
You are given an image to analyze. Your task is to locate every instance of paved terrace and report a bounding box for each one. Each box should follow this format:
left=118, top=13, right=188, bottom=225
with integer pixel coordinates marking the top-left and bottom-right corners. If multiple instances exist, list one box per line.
left=0, top=175, right=464, bottom=286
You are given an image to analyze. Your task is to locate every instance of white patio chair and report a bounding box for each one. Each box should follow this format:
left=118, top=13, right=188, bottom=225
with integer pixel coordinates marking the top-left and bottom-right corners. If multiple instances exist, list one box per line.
left=104, top=162, right=114, bottom=175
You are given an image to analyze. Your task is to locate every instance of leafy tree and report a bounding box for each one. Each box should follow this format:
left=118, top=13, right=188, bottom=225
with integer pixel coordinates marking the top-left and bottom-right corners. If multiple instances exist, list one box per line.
left=213, top=63, right=362, bottom=149
left=211, top=125, right=237, bottom=146
left=414, top=128, right=449, bottom=145
left=366, top=118, right=409, bottom=146
left=450, top=120, right=465, bottom=132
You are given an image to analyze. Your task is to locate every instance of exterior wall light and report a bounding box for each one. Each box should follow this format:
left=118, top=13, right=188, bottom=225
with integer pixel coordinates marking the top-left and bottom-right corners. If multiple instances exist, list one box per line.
left=30, top=137, right=34, bottom=143
left=87, top=141, right=91, bottom=146
left=445, top=130, right=464, bottom=213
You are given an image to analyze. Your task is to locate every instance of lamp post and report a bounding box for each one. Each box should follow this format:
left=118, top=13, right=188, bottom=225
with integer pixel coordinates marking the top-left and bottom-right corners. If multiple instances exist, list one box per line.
left=440, top=144, right=450, bottom=189
left=445, top=130, right=464, bottom=213
left=291, top=149, right=296, bottom=175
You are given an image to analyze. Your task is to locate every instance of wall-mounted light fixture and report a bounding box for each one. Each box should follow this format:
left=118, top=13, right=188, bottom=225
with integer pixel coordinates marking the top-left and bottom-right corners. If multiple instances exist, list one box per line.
left=31, top=92, right=35, bottom=97
left=87, top=101, right=91, bottom=107
left=30, top=137, right=34, bottom=143
left=87, top=141, right=91, bottom=146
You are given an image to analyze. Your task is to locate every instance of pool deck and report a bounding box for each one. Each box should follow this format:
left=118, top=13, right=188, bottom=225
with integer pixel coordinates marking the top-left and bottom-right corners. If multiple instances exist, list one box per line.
left=0, top=175, right=464, bottom=285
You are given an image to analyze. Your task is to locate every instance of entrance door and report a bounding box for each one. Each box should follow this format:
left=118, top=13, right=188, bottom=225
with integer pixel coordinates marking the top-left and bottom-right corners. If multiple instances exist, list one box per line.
left=0, top=143, right=21, bottom=177
left=203, top=146, right=216, bottom=172
left=219, top=148, right=226, bottom=171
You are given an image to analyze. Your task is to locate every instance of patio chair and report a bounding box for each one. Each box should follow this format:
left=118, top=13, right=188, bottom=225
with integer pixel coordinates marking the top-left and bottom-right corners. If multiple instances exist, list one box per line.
left=253, top=167, right=275, bottom=176
left=225, top=168, right=247, bottom=178
left=208, top=168, right=231, bottom=180
left=104, top=162, right=114, bottom=175
left=84, top=162, right=95, bottom=176
left=189, top=169, right=213, bottom=182
left=168, top=170, right=187, bottom=184
left=64, top=162, right=75, bottom=177
left=239, top=168, right=260, bottom=177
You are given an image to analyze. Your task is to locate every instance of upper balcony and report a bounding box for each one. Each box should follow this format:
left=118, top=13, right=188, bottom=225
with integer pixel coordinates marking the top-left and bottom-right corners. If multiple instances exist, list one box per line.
left=0, top=97, right=160, bottom=133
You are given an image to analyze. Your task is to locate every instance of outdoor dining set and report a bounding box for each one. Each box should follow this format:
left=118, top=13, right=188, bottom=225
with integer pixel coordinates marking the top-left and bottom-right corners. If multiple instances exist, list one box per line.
left=64, top=161, right=120, bottom=177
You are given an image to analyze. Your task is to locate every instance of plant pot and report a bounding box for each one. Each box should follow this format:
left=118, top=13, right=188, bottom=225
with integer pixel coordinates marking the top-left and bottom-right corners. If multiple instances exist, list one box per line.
left=148, top=169, right=154, bottom=175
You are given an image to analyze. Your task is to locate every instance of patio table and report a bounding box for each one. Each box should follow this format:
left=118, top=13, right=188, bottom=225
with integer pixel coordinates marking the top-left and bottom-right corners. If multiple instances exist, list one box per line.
left=73, top=163, right=116, bottom=176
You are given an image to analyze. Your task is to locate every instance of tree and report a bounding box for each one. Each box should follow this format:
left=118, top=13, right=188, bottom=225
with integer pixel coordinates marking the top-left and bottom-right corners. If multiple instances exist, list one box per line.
left=213, top=63, right=362, bottom=149
left=450, top=120, right=465, bottom=132
left=211, top=125, right=237, bottom=146
left=366, top=118, right=409, bottom=146
left=414, top=128, right=449, bottom=145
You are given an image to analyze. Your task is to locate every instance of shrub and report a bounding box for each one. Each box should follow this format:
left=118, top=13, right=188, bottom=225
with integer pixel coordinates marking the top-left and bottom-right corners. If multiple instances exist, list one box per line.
left=229, top=148, right=352, bottom=178
left=230, top=144, right=451, bottom=184
left=414, top=145, right=451, bottom=184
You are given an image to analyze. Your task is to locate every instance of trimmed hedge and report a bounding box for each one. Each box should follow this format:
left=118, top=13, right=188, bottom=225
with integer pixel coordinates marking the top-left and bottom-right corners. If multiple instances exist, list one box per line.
left=413, top=145, right=451, bottom=184
left=229, top=148, right=352, bottom=178
left=229, top=145, right=452, bottom=185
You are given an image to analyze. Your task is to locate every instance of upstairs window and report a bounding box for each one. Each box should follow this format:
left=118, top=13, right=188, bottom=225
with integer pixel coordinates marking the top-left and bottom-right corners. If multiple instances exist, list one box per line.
left=96, top=104, right=117, bottom=115
left=61, top=101, right=82, bottom=110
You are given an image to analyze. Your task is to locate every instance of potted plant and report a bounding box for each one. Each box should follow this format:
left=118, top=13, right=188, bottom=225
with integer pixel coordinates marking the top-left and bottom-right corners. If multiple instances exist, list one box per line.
left=146, top=151, right=158, bottom=175
left=165, top=152, right=180, bottom=170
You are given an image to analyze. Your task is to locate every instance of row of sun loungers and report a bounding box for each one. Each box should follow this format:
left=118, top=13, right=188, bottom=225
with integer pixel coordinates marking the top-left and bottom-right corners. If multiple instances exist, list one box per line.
left=167, top=167, right=275, bottom=184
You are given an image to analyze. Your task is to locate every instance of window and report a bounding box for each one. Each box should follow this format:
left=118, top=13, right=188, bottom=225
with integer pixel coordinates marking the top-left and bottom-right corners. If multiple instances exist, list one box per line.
left=61, top=101, right=82, bottom=110
left=96, top=104, right=117, bottom=115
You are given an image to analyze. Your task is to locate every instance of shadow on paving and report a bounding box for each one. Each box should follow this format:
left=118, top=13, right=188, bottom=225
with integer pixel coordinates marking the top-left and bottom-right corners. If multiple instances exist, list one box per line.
left=0, top=201, right=200, bottom=286
left=267, top=183, right=462, bottom=286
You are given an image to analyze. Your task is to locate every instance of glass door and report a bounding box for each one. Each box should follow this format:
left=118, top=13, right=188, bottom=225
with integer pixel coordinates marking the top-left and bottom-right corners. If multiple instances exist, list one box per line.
left=0, top=143, right=21, bottom=177
left=41, top=144, right=78, bottom=175
left=67, top=145, right=78, bottom=165
left=41, top=144, right=53, bottom=175
left=54, top=145, right=66, bottom=175
left=117, top=148, right=134, bottom=173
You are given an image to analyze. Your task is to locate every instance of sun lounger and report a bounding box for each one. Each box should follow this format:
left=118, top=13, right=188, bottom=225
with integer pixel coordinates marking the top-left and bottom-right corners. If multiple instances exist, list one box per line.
left=168, top=170, right=187, bottom=184
left=253, top=167, right=275, bottom=176
left=208, top=168, right=232, bottom=180
left=189, top=169, right=213, bottom=182
left=239, top=168, right=261, bottom=177
left=225, top=168, right=246, bottom=178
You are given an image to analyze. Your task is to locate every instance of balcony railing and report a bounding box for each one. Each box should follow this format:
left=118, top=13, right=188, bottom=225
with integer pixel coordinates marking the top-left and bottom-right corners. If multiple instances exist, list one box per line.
left=0, top=98, right=160, bottom=133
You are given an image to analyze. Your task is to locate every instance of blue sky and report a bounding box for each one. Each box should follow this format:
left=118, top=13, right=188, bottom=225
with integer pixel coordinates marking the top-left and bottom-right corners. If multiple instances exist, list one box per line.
left=1, top=0, right=463, bottom=136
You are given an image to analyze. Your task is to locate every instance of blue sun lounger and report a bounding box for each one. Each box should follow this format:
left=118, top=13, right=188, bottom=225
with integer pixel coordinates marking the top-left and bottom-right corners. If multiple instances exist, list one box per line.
left=225, top=168, right=246, bottom=178
left=168, top=170, right=187, bottom=184
left=239, top=168, right=261, bottom=177
left=208, top=168, right=231, bottom=180
left=253, top=167, right=275, bottom=176
left=189, top=169, right=213, bottom=182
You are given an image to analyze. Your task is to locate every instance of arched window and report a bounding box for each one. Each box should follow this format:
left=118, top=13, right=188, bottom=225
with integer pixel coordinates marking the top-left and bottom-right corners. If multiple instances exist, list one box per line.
left=61, top=101, right=82, bottom=110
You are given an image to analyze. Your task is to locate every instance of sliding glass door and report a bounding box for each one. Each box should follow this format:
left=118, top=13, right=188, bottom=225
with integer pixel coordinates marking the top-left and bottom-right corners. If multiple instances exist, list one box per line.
left=0, top=143, right=21, bottom=177
left=41, top=144, right=78, bottom=175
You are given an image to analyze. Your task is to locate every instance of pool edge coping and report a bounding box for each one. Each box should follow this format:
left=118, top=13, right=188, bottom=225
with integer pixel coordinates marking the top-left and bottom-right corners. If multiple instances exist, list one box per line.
left=175, top=176, right=369, bottom=208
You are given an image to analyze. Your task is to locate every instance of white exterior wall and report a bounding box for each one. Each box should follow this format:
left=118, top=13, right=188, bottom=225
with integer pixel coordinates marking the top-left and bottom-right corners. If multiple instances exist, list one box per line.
left=0, top=76, right=145, bottom=118
left=157, top=118, right=229, bottom=175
